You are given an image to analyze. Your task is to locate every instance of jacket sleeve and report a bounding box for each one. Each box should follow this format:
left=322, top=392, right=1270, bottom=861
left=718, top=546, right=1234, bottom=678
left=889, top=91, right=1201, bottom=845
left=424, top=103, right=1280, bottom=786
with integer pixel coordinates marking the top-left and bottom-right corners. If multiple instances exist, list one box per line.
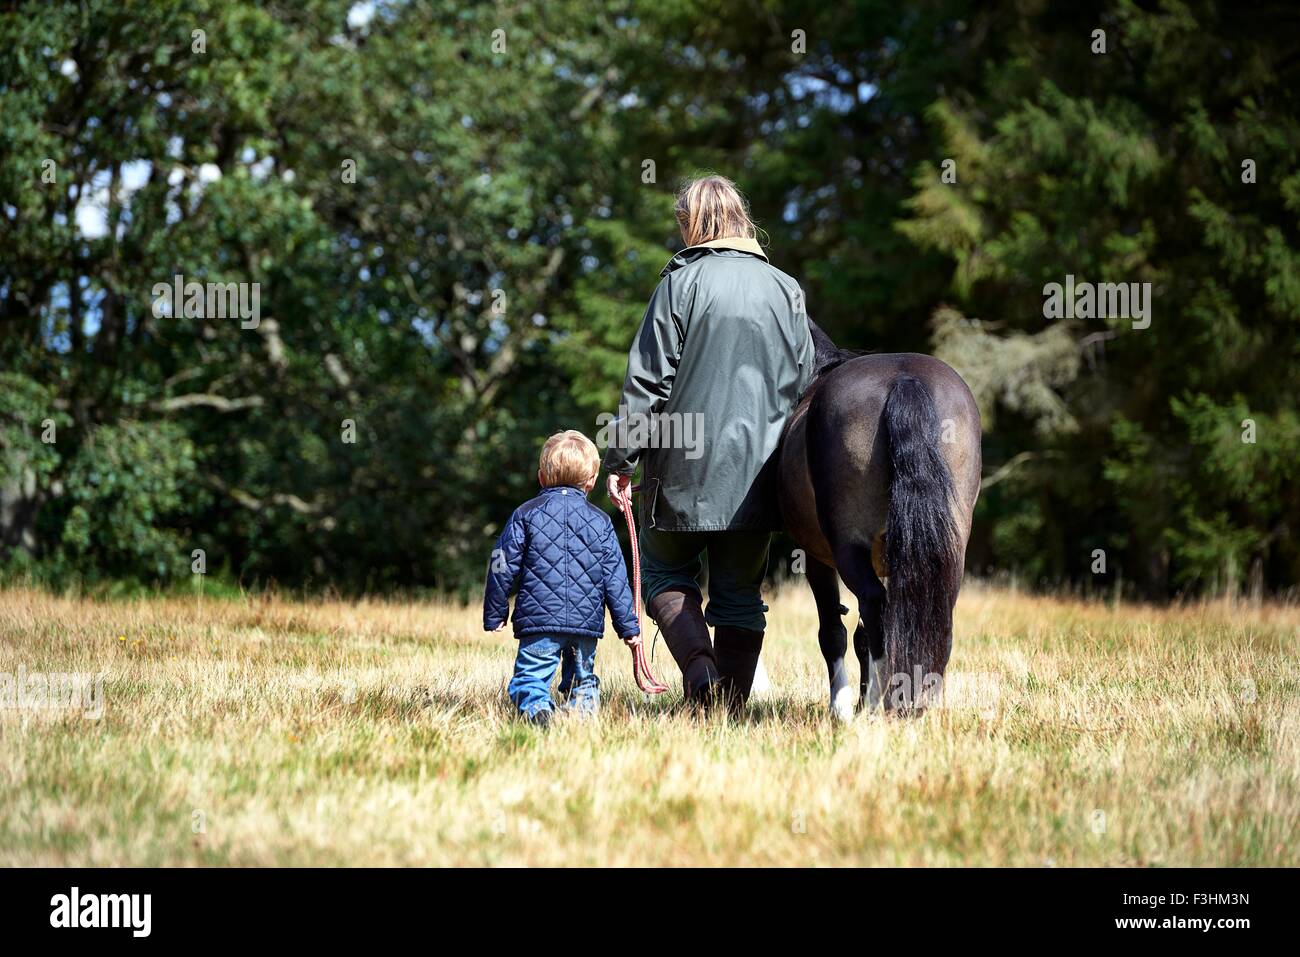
left=796, top=297, right=816, bottom=396
left=602, top=274, right=684, bottom=476
left=483, top=511, right=525, bottom=631
left=601, top=521, right=640, bottom=639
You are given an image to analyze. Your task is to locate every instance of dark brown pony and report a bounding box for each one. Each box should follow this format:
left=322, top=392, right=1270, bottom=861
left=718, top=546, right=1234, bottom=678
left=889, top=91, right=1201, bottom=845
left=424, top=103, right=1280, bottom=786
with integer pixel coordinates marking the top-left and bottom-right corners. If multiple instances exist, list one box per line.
left=778, top=321, right=981, bottom=716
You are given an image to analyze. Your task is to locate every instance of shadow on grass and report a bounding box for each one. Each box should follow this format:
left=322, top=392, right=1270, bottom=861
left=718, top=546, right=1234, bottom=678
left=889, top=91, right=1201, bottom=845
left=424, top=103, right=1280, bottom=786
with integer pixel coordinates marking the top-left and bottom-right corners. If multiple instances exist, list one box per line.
left=599, top=689, right=831, bottom=727
left=342, top=681, right=836, bottom=731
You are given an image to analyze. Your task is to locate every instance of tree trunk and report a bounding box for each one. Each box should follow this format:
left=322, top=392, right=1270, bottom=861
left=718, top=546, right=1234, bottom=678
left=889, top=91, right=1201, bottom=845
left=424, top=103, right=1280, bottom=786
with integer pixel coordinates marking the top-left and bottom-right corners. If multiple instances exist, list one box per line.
left=0, top=449, right=40, bottom=556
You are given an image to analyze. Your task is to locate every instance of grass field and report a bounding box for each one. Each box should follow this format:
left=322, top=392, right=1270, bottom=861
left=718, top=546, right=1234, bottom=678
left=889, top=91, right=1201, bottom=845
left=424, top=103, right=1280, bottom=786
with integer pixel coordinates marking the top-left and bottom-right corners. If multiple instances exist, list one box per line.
left=0, top=582, right=1296, bottom=866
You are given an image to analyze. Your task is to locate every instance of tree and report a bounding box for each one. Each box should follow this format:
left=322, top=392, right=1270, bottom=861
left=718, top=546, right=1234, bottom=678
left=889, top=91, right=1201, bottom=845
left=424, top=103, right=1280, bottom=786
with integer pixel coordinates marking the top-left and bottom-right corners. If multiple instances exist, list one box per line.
left=0, top=0, right=625, bottom=592
left=896, top=0, right=1300, bottom=595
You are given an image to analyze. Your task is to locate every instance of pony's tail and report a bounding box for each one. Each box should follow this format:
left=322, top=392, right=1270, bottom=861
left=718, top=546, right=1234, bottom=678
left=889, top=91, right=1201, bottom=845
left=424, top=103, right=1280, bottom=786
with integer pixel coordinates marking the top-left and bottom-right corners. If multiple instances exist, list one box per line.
left=881, top=374, right=961, bottom=711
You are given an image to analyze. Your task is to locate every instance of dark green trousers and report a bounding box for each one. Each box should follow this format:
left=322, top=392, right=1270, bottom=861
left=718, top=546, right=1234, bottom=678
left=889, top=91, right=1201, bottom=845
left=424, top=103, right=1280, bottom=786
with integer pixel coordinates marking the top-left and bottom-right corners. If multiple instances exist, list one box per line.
left=639, top=528, right=772, bottom=632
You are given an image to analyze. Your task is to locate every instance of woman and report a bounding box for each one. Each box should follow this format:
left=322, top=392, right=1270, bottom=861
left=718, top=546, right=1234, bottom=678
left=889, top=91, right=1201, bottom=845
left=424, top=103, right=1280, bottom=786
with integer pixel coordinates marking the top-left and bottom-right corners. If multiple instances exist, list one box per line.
left=604, top=175, right=814, bottom=710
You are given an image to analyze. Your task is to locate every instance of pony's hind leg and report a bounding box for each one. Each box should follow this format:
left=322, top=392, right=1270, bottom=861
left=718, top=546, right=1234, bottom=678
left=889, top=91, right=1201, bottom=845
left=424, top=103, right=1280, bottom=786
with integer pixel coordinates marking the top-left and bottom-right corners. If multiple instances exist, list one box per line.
left=834, top=542, right=887, bottom=712
left=806, top=559, right=852, bottom=720
left=853, top=603, right=886, bottom=711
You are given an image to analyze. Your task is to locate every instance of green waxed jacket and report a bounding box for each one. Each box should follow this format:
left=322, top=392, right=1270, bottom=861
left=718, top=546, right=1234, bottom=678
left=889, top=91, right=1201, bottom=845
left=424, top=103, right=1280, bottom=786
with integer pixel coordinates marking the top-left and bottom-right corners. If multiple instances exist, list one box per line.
left=602, top=237, right=815, bottom=532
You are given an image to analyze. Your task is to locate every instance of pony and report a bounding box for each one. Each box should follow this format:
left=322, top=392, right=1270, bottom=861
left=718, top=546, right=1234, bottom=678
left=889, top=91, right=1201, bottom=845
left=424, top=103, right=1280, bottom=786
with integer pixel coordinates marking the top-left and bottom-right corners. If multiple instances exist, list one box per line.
left=777, top=320, right=982, bottom=717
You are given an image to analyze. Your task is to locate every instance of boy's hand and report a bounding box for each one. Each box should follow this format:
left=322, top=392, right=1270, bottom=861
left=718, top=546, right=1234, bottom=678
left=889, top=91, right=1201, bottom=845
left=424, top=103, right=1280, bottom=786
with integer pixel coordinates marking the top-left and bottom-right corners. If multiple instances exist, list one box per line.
left=489, top=622, right=508, bottom=633
left=622, top=634, right=641, bottom=648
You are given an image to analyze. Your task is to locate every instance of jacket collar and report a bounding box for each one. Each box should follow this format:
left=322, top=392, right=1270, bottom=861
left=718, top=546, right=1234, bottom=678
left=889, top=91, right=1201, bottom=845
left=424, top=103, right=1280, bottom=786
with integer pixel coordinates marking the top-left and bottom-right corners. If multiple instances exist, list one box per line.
left=660, top=235, right=769, bottom=276
left=541, top=484, right=586, bottom=495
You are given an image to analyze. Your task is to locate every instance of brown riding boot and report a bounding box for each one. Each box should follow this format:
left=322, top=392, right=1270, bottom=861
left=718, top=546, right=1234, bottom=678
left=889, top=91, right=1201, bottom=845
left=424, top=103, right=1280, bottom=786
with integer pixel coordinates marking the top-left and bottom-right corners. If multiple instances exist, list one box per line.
left=647, top=588, right=718, bottom=704
left=714, top=625, right=765, bottom=714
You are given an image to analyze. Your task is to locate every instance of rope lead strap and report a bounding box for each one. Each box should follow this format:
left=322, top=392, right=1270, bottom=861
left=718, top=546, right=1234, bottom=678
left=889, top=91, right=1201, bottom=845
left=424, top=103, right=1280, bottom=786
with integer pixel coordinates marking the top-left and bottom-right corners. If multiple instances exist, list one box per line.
left=620, top=488, right=667, bottom=695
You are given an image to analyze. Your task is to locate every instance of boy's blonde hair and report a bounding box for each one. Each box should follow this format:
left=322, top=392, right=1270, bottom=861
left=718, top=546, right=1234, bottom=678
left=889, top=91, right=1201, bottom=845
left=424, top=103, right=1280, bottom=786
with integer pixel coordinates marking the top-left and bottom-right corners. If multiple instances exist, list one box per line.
left=675, top=174, right=757, bottom=248
left=538, top=430, right=600, bottom=487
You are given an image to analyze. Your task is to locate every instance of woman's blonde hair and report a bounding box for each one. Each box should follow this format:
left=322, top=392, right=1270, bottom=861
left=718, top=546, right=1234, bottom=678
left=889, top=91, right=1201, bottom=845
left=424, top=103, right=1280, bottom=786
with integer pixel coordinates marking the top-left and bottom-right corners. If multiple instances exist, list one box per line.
left=538, top=430, right=600, bottom=487
left=674, top=175, right=757, bottom=247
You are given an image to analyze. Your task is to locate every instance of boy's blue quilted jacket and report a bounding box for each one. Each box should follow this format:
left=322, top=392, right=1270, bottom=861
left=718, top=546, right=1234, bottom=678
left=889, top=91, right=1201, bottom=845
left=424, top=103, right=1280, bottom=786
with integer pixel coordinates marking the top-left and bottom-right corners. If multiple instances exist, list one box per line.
left=483, top=485, right=640, bottom=640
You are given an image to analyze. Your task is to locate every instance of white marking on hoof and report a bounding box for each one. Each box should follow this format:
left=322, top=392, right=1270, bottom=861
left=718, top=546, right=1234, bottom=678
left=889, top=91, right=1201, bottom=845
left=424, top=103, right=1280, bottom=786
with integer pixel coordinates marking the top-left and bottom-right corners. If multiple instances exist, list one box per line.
left=864, top=654, right=886, bottom=711
left=750, top=656, right=771, bottom=698
left=830, top=659, right=853, bottom=722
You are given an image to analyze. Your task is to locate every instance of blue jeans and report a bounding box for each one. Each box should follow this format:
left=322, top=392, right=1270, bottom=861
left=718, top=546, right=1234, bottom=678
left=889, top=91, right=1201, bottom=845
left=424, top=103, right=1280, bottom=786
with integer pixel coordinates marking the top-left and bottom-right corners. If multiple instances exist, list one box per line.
left=508, top=634, right=599, bottom=718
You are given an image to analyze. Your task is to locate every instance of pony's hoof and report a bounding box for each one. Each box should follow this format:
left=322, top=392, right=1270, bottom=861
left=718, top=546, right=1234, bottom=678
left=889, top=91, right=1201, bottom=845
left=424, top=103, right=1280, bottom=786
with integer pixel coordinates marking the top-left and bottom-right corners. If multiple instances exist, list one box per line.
left=830, top=686, right=855, bottom=722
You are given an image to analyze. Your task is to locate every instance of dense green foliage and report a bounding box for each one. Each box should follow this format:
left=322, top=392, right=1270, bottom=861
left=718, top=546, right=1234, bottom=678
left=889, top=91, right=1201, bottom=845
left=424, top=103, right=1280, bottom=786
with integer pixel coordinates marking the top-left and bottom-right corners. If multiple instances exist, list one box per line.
left=1, top=1, right=1296, bottom=597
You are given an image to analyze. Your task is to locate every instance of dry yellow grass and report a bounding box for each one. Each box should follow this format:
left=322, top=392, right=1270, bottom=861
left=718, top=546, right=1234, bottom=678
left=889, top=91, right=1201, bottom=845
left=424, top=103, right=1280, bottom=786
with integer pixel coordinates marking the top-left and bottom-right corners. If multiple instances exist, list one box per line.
left=0, top=582, right=1296, bottom=866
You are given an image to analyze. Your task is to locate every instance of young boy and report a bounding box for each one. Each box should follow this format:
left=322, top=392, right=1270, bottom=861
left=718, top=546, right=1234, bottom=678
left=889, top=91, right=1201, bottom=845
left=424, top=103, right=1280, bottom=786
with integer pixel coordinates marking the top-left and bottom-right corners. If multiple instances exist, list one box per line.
left=484, top=430, right=641, bottom=726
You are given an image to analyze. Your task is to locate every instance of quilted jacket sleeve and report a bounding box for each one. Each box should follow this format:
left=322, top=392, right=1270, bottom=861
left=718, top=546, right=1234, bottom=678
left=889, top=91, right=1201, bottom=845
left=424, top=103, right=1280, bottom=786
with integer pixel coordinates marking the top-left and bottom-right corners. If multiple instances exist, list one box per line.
left=602, top=274, right=683, bottom=476
left=483, top=510, right=525, bottom=631
left=601, top=520, right=640, bottom=639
